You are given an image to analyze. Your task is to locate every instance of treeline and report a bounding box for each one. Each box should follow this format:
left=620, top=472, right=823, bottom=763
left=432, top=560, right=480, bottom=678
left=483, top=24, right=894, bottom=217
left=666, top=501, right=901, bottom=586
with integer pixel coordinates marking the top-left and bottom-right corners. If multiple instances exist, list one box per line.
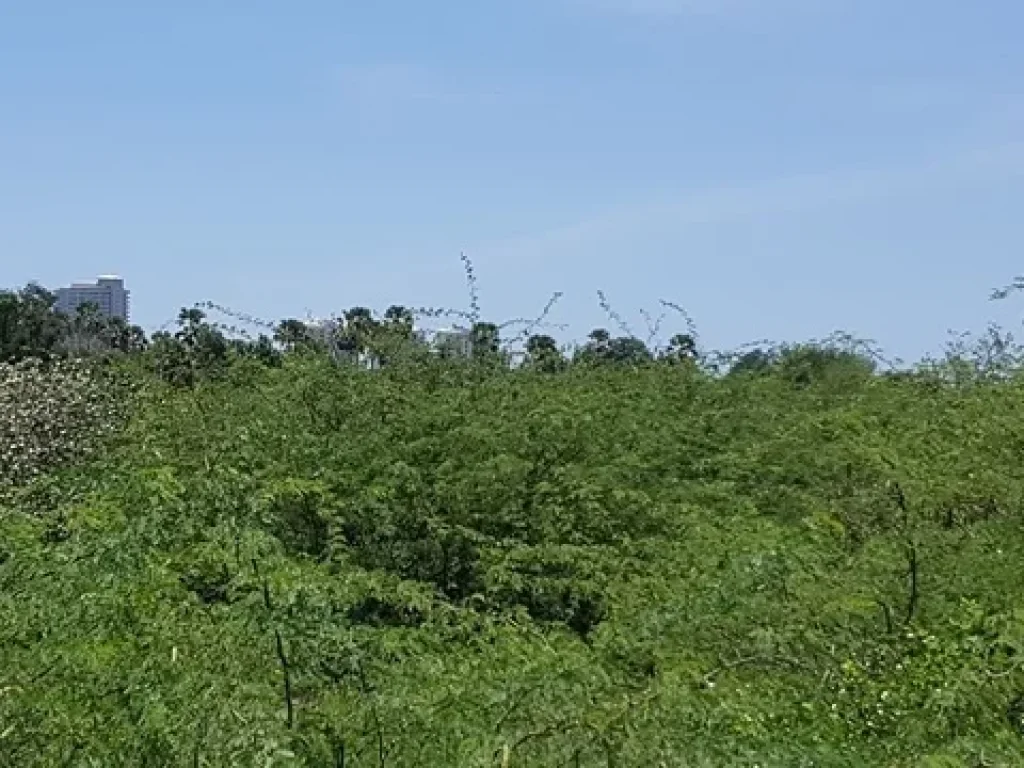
left=2, top=281, right=894, bottom=391
left=0, top=284, right=146, bottom=362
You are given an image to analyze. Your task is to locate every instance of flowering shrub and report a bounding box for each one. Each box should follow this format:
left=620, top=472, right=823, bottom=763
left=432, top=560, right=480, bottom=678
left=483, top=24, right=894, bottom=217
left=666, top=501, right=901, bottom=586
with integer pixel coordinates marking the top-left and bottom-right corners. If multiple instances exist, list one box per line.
left=0, top=358, right=126, bottom=487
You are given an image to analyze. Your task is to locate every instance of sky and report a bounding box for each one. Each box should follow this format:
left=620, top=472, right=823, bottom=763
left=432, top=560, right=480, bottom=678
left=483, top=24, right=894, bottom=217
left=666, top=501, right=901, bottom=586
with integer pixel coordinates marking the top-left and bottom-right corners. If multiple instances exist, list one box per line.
left=2, top=0, right=1023, bottom=361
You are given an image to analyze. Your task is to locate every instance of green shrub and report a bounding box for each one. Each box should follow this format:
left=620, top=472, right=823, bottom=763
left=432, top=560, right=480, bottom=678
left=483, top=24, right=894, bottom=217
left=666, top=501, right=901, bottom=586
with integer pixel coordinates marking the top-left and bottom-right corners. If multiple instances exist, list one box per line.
left=0, top=358, right=126, bottom=489
left=4, top=343, right=1024, bottom=765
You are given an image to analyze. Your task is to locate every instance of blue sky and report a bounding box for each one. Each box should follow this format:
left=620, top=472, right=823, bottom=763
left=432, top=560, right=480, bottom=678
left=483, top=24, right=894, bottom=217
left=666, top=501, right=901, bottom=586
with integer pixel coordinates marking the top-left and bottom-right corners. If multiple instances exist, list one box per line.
left=2, top=0, right=1023, bottom=360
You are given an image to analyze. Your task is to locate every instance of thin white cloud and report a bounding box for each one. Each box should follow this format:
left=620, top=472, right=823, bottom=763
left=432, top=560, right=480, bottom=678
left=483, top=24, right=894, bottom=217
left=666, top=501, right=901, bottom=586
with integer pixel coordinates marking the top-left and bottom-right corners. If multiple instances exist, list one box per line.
left=480, top=141, right=1024, bottom=257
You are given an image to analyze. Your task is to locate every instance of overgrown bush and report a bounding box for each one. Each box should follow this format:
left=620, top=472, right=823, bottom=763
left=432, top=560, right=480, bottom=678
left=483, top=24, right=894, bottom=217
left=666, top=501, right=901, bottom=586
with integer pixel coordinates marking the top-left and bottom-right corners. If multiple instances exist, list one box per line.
left=7, top=293, right=1024, bottom=764
left=0, top=358, right=126, bottom=489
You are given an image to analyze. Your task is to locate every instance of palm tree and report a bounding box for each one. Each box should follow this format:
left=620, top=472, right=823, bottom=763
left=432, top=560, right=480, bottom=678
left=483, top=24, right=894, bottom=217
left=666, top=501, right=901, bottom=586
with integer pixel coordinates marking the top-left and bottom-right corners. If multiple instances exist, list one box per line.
left=662, top=333, right=697, bottom=364
left=525, top=334, right=565, bottom=373
left=470, top=322, right=500, bottom=359
left=383, top=305, right=415, bottom=336
left=343, top=307, right=377, bottom=353
left=274, top=318, right=312, bottom=352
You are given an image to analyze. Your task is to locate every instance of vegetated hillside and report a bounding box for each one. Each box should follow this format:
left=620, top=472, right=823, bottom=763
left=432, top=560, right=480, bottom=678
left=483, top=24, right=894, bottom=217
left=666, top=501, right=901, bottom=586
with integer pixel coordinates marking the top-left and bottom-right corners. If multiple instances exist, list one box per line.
left=3, top=349, right=1024, bottom=767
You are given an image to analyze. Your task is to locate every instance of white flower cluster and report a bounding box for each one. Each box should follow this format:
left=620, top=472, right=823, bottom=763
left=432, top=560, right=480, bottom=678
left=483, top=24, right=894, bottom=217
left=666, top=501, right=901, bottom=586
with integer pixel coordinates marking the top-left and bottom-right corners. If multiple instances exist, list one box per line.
left=0, top=358, right=125, bottom=487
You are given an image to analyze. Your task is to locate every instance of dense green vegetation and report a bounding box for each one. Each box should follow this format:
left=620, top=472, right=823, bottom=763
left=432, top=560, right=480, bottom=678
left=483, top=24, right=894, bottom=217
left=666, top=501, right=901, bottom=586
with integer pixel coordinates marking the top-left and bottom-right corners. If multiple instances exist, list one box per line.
left=3, top=278, right=1024, bottom=766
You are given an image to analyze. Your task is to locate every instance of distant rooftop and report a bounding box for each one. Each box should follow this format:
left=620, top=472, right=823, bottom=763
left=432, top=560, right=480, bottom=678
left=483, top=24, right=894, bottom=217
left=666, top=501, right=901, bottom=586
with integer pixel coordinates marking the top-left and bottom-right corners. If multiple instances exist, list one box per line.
left=69, top=275, right=124, bottom=287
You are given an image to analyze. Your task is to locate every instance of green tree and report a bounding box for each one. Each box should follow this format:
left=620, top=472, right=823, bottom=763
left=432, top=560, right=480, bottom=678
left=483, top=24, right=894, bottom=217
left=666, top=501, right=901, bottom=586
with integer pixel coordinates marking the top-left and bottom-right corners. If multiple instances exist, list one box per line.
left=575, top=328, right=652, bottom=367
left=781, top=345, right=876, bottom=389
left=383, top=304, right=415, bottom=337
left=525, top=334, right=566, bottom=373
left=367, top=305, right=426, bottom=367
left=728, top=347, right=776, bottom=377
left=147, top=331, right=192, bottom=386
left=107, top=317, right=148, bottom=354
left=274, top=318, right=315, bottom=353
left=339, top=306, right=380, bottom=365
left=0, top=283, right=67, bottom=362
left=62, top=302, right=107, bottom=357
left=727, top=343, right=876, bottom=388
left=61, top=303, right=147, bottom=358
left=147, top=308, right=230, bottom=386
left=470, top=321, right=501, bottom=361
left=607, top=336, right=653, bottom=365
left=661, top=333, right=697, bottom=365
left=178, top=308, right=228, bottom=371
left=230, top=334, right=282, bottom=368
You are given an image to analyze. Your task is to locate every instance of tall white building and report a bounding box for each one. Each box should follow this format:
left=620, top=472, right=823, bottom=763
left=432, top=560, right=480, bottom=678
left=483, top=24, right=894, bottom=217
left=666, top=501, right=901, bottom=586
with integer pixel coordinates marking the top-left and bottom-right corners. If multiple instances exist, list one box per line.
left=55, top=275, right=130, bottom=321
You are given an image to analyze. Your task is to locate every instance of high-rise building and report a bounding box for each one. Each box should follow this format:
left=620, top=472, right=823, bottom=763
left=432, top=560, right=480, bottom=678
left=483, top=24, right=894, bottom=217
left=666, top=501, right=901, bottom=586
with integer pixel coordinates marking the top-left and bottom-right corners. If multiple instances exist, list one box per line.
left=55, top=275, right=130, bottom=321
